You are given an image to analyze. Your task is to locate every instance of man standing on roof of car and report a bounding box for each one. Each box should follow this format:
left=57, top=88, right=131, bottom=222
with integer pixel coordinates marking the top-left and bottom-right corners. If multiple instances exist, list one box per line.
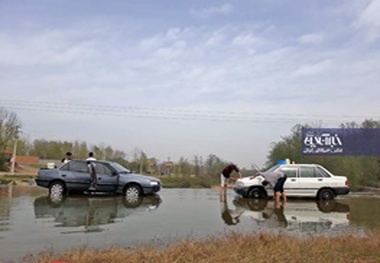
left=257, top=171, right=287, bottom=203
left=221, top=163, right=243, bottom=188
left=86, top=152, right=97, bottom=191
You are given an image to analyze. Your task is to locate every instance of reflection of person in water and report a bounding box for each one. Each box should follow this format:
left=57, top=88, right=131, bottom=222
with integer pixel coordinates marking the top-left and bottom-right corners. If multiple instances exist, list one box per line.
left=220, top=188, right=243, bottom=225
left=262, top=200, right=287, bottom=228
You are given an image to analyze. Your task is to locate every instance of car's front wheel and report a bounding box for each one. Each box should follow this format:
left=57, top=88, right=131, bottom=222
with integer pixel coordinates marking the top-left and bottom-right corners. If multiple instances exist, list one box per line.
left=247, top=187, right=267, bottom=199
left=49, top=181, right=66, bottom=199
left=124, top=184, right=142, bottom=202
left=317, top=188, right=335, bottom=200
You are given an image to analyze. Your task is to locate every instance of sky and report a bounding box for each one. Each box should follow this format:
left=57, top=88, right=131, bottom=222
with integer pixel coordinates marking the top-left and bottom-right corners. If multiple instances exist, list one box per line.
left=0, top=0, right=380, bottom=169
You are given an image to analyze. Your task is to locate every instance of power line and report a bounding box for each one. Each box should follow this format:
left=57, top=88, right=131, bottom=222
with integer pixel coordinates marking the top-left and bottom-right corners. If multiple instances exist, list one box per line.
left=0, top=99, right=377, bottom=124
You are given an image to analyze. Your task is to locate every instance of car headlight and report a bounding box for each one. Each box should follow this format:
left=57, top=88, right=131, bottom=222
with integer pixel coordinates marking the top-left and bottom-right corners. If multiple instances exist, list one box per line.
left=235, top=181, right=244, bottom=188
left=150, top=181, right=159, bottom=186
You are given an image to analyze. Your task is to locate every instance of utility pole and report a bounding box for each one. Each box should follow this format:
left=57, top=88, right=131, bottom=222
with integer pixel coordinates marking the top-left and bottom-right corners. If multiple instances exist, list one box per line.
left=10, top=140, right=17, bottom=176
left=139, top=151, right=144, bottom=174
left=10, top=125, right=21, bottom=176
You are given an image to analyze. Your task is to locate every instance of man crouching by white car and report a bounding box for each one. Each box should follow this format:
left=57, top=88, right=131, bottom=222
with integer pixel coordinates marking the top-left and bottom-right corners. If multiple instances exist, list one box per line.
left=251, top=171, right=287, bottom=203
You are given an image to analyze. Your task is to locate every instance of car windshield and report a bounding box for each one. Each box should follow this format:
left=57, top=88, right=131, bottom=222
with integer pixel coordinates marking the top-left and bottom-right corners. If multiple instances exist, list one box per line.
left=264, top=164, right=281, bottom=173
left=108, top=162, right=131, bottom=174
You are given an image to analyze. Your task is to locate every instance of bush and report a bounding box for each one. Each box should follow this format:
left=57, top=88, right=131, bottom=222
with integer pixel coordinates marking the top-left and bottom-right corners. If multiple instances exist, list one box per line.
left=0, top=156, right=10, bottom=172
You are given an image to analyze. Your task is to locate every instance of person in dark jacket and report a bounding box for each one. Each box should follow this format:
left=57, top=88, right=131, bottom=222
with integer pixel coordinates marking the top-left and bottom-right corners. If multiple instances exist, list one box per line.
left=258, top=171, right=287, bottom=203
left=221, top=163, right=242, bottom=188
left=61, top=152, right=72, bottom=164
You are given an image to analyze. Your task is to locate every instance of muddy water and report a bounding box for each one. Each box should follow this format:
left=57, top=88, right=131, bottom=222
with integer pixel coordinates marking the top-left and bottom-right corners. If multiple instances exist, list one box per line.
left=0, top=186, right=380, bottom=262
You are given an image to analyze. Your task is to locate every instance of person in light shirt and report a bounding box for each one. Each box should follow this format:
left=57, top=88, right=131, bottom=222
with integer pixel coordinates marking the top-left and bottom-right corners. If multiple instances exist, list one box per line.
left=86, top=152, right=96, bottom=161
left=86, top=152, right=97, bottom=191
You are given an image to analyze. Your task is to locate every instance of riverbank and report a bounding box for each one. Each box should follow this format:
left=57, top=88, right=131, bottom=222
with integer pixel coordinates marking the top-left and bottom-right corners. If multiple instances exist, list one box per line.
left=17, top=231, right=380, bottom=263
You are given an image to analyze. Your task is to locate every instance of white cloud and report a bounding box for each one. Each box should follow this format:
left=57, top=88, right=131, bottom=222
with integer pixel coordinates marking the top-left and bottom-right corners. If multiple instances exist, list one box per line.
left=232, top=33, right=258, bottom=47
left=356, top=0, right=380, bottom=27
left=298, top=33, right=324, bottom=44
left=293, top=60, right=333, bottom=77
left=354, top=0, right=380, bottom=40
left=190, top=3, right=232, bottom=18
left=205, top=29, right=227, bottom=46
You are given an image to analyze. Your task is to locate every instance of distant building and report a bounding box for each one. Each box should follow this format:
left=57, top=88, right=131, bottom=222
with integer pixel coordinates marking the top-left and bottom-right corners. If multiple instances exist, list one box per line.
left=15, top=156, right=39, bottom=164
left=2, top=150, right=39, bottom=164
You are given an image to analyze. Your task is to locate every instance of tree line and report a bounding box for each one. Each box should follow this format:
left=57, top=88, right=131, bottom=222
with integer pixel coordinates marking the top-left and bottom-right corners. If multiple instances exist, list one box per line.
left=1, top=107, right=379, bottom=188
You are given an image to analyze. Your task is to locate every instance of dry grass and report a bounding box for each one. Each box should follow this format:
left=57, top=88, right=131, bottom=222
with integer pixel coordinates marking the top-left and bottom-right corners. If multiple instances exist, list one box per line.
left=14, top=231, right=380, bottom=263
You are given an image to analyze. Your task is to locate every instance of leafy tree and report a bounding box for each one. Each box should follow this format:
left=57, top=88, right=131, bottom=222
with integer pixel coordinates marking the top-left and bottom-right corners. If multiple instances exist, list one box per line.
left=72, top=141, right=88, bottom=159
left=203, top=154, right=228, bottom=179
left=175, top=157, right=192, bottom=176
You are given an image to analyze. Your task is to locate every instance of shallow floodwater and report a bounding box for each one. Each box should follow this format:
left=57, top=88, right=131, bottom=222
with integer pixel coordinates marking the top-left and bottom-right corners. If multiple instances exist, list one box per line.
left=0, top=186, right=380, bottom=262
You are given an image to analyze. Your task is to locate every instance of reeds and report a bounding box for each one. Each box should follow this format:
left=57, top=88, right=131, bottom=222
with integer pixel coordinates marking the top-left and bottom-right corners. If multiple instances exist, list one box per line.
left=15, top=231, right=380, bottom=263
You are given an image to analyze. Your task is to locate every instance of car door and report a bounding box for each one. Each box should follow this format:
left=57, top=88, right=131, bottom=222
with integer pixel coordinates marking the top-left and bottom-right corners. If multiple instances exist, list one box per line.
left=296, top=165, right=327, bottom=197
left=60, top=161, right=91, bottom=191
left=277, top=165, right=299, bottom=196
left=94, top=163, right=118, bottom=192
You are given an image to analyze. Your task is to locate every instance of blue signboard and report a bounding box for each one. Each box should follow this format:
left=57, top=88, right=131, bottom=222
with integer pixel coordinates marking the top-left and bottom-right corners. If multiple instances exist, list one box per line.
left=302, top=128, right=380, bottom=156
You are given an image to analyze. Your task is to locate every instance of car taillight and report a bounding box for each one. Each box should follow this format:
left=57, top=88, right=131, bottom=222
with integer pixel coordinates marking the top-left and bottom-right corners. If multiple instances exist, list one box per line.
left=345, top=180, right=350, bottom=186
left=346, top=213, right=350, bottom=221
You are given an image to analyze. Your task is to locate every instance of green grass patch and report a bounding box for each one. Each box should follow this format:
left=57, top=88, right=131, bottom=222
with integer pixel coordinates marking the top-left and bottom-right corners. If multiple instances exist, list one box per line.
left=0, top=177, right=12, bottom=184
left=0, top=175, right=35, bottom=184
left=160, top=176, right=215, bottom=188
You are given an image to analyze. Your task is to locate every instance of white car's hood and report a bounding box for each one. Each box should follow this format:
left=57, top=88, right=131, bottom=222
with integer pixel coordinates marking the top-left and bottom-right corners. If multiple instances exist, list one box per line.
left=235, top=175, right=266, bottom=187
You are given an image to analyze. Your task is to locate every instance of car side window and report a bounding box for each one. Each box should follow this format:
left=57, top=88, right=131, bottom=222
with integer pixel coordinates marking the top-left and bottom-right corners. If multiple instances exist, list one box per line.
left=279, top=167, right=297, bottom=178
left=299, top=166, right=316, bottom=178
left=94, top=163, right=113, bottom=176
left=316, top=166, right=331, bottom=178
left=60, top=163, right=69, bottom=171
left=67, top=162, right=88, bottom=173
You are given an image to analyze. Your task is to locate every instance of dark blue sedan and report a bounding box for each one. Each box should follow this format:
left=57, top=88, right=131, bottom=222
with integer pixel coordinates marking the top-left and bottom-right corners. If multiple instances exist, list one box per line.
left=36, top=160, right=161, bottom=199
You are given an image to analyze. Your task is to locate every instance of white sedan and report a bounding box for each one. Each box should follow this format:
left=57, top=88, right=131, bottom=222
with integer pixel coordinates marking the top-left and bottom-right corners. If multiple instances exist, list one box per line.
left=234, top=163, right=350, bottom=200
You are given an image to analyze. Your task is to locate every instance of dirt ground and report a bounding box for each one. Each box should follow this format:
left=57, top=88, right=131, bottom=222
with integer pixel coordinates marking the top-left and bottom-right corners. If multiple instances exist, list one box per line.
left=17, top=164, right=39, bottom=175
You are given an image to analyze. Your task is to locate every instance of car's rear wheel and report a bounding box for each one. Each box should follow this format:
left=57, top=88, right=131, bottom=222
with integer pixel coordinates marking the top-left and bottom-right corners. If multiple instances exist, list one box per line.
left=318, top=188, right=335, bottom=200
left=49, top=181, right=66, bottom=199
left=247, top=187, right=267, bottom=199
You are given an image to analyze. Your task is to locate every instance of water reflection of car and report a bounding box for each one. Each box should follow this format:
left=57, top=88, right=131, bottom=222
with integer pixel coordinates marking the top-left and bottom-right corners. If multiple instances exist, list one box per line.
left=233, top=196, right=350, bottom=232
left=33, top=194, right=161, bottom=232
left=35, top=160, right=162, bottom=199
